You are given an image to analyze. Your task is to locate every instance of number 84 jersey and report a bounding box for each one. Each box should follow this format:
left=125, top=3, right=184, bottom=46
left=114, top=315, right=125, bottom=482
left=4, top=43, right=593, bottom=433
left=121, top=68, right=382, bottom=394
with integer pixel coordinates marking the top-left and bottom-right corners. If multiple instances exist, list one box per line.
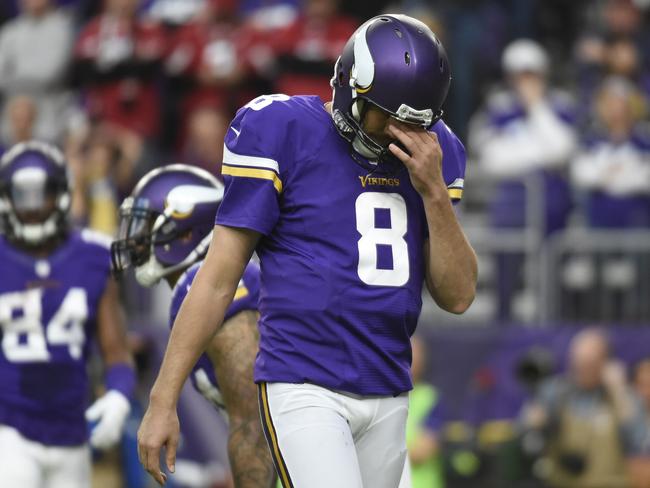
left=216, top=95, right=466, bottom=396
left=0, top=229, right=112, bottom=446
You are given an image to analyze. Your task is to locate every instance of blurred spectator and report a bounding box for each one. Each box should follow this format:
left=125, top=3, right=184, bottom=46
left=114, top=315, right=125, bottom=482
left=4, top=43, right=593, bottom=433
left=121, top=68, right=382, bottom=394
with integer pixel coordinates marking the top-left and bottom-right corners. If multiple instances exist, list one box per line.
left=402, top=336, right=445, bottom=488
left=65, top=124, right=145, bottom=234
left=571, top=76, right=650, bottom=228
left=271, top=0, right=357, bottom=102
left=574, top=0, right=650, bottom=117
left=602, top=0, right=645, bottom=38
left=73, top=0, right=166, bottom=140
left=470, top=39, right=576, bottom=321
left=0, top=0, right=74, bottom=145
left=628, top=358, right=650, bottom=488
left=519, top=329, right=646, bottom=488
left=181, top=106, right=229, bottom=178
left=471, top=39, right=577, bottom=233
left=165, top=0, right=244, bottom=150
left=575, top=35, right=650, bottom=122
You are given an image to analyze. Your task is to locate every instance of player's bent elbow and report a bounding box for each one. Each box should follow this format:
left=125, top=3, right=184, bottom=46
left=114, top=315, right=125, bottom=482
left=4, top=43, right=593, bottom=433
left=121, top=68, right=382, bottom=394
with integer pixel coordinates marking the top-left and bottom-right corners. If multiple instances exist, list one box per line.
left=447, top=297, right=474, bottom=315
left=440, top=289, right=476, bottom=315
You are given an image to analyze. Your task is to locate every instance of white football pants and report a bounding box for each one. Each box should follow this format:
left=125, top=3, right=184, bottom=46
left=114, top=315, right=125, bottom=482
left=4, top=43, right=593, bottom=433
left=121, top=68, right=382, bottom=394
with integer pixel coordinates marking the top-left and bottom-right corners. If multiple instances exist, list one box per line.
left=0, top=425, right=91, bottom=488
left=259, top=382, right=409, bottom=488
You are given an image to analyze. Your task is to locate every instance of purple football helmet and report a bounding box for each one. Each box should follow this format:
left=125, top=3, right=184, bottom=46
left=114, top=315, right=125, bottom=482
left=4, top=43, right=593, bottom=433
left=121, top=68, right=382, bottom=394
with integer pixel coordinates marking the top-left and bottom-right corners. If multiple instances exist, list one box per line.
left=0, top=141, right=71, bottom=246
left=331, top=14, right=451, bottom=169
left=111, top=164, right=224, bottom=286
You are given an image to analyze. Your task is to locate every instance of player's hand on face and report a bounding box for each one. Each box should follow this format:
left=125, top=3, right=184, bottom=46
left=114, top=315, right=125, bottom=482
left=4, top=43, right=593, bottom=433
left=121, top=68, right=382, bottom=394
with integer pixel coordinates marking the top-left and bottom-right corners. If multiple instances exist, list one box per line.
left=137, top=402, right=180, bottom=486
left=386, top=120, right=446, bottom=199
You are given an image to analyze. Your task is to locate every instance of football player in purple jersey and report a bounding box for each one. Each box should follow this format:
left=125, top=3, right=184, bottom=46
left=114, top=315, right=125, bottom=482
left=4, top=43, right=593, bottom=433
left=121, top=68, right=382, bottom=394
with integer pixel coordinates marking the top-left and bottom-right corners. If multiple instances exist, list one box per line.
left=138, top=14, right=478, bottom=488
left=111, top=164, right=275, bottom=488
left=0, top=141, right=135, bottom=487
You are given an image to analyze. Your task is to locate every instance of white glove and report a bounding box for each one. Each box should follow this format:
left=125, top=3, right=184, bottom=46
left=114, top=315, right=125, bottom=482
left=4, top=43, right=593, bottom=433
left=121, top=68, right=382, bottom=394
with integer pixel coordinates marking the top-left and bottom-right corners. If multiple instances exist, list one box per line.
left=85, top=390, right=131, bottom=450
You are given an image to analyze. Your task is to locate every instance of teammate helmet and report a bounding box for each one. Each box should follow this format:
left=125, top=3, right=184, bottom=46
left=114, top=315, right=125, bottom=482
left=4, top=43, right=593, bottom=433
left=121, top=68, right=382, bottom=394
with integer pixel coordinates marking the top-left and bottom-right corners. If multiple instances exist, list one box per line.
left=331, top=14, right=451, bottom=167
left=0, top=141, right=71, bottom=246
left=111, top=164, right=224, bottom=287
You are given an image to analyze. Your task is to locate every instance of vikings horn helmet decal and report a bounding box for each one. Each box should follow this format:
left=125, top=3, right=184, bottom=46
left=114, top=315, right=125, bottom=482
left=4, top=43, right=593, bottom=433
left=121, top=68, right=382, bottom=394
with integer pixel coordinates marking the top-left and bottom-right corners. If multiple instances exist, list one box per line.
left=111, top=164, right=224, bottom=286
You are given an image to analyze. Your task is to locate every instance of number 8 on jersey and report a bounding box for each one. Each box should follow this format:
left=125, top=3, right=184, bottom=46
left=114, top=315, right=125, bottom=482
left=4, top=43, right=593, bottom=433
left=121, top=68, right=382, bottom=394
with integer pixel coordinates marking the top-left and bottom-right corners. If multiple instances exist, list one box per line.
left=356, top=192, right=409, bottom=287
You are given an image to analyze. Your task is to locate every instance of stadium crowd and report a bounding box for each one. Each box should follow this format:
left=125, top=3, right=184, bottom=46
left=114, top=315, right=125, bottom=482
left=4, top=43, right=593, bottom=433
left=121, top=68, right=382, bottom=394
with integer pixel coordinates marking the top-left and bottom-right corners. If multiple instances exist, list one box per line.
left=1, top=0, right=650, bottom=487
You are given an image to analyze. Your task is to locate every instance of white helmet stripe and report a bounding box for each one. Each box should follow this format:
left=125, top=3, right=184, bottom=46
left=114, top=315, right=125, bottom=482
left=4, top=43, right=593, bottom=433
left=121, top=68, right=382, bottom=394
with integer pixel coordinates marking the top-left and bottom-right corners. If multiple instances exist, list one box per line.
left=351, top=20, right=375, bottom=90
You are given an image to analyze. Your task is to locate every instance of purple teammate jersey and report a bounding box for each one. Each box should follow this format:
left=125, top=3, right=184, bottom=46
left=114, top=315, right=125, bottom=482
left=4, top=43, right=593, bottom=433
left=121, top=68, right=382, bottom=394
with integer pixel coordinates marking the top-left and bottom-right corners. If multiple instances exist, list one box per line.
left=0, top=229, right=112, bottom=446
left=216, top=94, right=466, bottom=395
left=169, top=261, right=260, bottom=408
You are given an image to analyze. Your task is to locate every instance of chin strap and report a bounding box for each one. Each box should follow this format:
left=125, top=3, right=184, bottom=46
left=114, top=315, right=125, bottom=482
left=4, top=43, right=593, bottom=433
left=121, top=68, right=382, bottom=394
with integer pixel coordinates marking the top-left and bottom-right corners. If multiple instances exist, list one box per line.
left=135, top=231, right=213, bottom=287
left=8, top=213, right=60, bottom=244
left=2, top=192, right=70, bottom=246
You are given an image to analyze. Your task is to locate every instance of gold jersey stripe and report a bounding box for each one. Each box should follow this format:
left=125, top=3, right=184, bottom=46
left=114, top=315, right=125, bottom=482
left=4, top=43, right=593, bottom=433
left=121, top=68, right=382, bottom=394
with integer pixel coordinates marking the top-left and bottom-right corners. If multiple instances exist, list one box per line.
left=260, top=383, right=293, bottom=487
left=222, top=165, right=283, bottom=193
left=448, top=188, right=463, bottom=200
left=233, top=286, right=249, bottom=301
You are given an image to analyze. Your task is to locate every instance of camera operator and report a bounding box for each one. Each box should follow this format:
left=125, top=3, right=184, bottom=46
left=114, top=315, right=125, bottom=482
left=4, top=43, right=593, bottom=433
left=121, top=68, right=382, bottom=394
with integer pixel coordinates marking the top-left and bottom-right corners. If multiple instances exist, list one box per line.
left=519, top=329, right=646, bottom=488
left=627, top=358, right=650, bottom=488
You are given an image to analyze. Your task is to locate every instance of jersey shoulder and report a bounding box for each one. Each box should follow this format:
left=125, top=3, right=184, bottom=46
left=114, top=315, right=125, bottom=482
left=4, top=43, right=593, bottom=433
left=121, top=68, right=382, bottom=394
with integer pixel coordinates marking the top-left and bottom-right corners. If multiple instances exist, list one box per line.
left=0, top=229, right=110, bottom=268
left=431, top=120, right=466, bottom=200
left=231, top=94, right=327, bottom=131
left=0, top=236, right=25, bottom=272
left=224, top=94, right=330, bottom=174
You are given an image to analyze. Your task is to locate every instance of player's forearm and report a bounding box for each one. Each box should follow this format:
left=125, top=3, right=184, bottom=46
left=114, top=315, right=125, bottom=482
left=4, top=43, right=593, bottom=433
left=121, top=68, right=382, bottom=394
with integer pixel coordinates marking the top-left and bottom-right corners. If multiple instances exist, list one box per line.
left=150, top=277, right=235, bottom=408
left=149, top=226, right=258, bottom=408
left=423, top=190, right=477, bottom=314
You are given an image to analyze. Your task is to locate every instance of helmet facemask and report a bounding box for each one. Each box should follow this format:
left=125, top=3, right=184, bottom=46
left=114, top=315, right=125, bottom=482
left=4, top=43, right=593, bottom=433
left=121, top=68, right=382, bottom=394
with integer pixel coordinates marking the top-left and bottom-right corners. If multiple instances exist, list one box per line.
left=111, top=197, right=213, bottom=287
left=0, top=142, right=71, bottom=248
left=111, top=197, right=158, bottom=277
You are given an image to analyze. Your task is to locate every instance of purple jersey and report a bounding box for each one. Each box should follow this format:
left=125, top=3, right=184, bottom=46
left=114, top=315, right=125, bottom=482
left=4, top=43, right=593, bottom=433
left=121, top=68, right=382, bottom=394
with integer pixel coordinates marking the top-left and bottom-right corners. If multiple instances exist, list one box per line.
left=169, top=261, right=260, bottom=408
left=216, top=94, right=466, bottom=395
left=0, top=229, right=112, bottom=446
